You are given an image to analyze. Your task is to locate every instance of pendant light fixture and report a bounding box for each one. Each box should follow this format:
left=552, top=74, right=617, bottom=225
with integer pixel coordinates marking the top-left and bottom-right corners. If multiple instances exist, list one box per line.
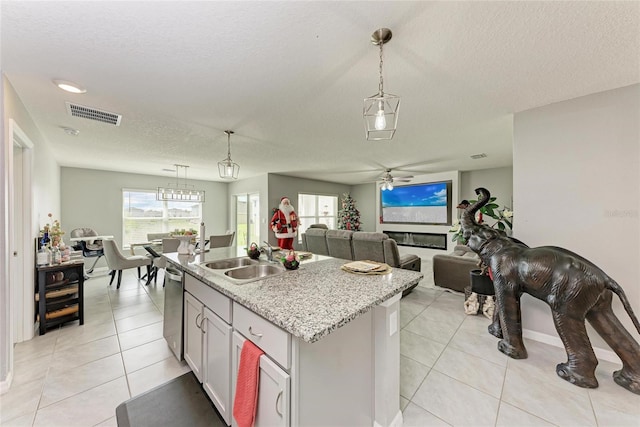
left=363, top=28, right=400, bottom=141
left=157, top=164, right=205, bottom=202
left=218, top=130, right=239, bottom=180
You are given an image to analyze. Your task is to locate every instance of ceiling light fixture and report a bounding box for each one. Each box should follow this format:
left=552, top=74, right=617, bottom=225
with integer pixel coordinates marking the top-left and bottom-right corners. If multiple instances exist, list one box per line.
left=363, top=28, right=400, bottom=141
left=157, top=164, right=205, bottom=202
left=381, top=180, right=394, bottom=191
left=53, top=79, right=86, bottom=94
left=218, top=130, right=239, bottom=180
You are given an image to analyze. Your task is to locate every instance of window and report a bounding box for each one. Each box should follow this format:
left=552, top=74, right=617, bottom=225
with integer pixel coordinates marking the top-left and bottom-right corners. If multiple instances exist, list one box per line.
left=297, top=194, right=337, bottom=242
left=122, top=189, right=202, bottom=247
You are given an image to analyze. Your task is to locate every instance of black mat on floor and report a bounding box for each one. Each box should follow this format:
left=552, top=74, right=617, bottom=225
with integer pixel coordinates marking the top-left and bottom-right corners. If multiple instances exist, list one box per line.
left=116, top=372, right=226, bottom=427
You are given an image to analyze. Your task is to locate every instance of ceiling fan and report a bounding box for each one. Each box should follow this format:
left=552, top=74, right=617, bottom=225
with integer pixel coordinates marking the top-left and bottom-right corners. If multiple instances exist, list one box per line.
left=378, top=169, right=413, bottom=191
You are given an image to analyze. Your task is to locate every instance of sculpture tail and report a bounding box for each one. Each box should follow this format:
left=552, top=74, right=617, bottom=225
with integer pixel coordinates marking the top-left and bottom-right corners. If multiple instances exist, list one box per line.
left=607, top=278, right=640, bottom=335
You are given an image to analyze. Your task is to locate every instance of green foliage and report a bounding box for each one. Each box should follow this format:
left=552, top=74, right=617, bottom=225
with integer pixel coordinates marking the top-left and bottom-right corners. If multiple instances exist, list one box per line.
left=449, top=196, right=513, bottom=244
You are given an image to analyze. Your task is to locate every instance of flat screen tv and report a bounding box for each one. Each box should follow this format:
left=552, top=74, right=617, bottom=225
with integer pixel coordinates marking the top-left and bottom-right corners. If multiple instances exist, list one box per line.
left=380, top=180, right=452, bottom=225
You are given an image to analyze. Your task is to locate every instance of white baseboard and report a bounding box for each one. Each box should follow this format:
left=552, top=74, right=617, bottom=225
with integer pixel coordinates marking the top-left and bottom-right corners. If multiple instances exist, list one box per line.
left=373, top=410, right=403, bottom=427
left=0, top=371, right=13, bottom=395
left=523, top=328, right=621, bottom=364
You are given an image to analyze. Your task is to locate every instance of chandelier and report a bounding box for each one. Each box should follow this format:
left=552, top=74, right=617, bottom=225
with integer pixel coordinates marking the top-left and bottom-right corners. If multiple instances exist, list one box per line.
left=157, top=164, right=205, bottom=202
left=218, top=130, right=240, bottom=179
left=363, top=28, right=400, bottom=141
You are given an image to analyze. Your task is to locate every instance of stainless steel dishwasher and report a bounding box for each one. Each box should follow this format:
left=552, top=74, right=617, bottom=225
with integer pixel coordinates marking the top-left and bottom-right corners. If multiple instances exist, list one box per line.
left=163, top=266, right=184, bottom=361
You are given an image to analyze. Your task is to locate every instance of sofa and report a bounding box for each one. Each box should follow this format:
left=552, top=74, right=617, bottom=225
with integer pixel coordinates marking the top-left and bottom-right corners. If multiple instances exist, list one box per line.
left=301, top=230, right=421, bottom=295
left=432, top=245, right=480, bottom=292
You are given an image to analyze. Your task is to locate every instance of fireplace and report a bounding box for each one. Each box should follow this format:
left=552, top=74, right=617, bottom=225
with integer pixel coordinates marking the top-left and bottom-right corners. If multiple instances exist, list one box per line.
left=384, top=231, right=448, bottom=250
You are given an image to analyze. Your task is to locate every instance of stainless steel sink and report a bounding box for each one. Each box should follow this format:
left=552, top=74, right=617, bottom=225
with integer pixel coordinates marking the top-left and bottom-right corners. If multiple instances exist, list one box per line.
left=198, top=257, right=286, bottom=284
left=201, top=257, right=259, bottom=270
left=224, top=264, right=285, bottom=281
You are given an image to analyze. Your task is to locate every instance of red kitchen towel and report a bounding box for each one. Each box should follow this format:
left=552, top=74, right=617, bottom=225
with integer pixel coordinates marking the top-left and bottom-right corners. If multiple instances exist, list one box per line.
left=233, top=340, right=265, bottom=427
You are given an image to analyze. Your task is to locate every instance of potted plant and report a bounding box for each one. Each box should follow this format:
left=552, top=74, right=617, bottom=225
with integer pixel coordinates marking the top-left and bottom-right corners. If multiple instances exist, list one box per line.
left=449, top=197, right=513, bottom=244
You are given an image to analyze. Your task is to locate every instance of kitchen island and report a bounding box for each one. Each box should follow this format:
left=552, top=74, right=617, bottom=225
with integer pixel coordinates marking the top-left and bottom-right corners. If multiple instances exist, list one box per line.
left=165, top=247, right=423, bottom=427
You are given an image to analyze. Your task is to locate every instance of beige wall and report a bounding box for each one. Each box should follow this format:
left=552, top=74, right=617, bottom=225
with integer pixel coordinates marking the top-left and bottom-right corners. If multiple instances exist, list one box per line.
left=460, top=166, right=513, bottom=210
left=267, top=174, right=351, bottom=248
left=61, top=167, right=229, bottom=267
left=514, top=84, right=639, bottom=352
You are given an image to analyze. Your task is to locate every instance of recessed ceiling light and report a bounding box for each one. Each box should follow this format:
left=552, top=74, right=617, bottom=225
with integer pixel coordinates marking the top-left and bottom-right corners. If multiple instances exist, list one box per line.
left=62, top=127, right=80, bottom=136
left=53, top=79, right=86, bottom=94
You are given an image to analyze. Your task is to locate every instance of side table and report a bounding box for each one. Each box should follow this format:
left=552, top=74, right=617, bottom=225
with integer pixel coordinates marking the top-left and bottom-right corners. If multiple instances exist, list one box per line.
left=35, top=261, right=85, bottom=335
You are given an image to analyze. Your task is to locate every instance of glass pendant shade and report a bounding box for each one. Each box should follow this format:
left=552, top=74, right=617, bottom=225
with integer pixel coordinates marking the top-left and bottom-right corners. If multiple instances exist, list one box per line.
left=218, top=130, right=239, bottom=180
left=157, top=164, right=205, bottom=202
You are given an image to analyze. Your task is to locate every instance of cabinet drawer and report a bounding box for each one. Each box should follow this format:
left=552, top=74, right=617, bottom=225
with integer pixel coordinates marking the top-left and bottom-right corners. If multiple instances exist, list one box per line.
left=185, top=273, right=231, bottom=323
left=233, top=303, right=290, bottom=370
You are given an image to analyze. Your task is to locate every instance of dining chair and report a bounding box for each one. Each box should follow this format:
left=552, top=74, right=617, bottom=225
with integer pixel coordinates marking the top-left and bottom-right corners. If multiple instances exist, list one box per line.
left=209, top=231, right=235, bottom=248
left=145, top=238, right=180, bottom=286
left=102, top=239, right=153, bottom=289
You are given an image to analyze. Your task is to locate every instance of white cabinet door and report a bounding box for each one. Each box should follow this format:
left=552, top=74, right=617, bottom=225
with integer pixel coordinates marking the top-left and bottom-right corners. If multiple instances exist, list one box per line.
left=183, top=291, right=204, bottom=382
left=231, top=332, right=290, bottom=427
left=203, top=306, right=232, bottom=425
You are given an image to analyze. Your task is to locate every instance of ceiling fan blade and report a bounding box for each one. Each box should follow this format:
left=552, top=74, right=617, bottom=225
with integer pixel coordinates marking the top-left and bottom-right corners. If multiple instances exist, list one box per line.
left=395, top=178, right=412, bottom=182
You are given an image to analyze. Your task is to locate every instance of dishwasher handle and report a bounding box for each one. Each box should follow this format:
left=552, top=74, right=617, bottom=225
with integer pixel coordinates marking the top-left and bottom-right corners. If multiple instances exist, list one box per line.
left=165, top=268, right=183, bottom=282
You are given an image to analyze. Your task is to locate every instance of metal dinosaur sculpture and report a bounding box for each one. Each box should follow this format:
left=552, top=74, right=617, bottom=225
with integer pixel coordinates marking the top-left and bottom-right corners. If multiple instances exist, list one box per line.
left=461, top=187, right=640, bottom=394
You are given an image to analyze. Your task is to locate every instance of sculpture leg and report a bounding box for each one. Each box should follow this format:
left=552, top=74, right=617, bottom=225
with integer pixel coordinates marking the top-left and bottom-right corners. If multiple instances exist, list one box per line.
left=494, top=281, right=527, bottom=359
left=488, top=301, right=502, bottom=338
left=586, top=291, right=640, bottom=395
left=551, top=310, right=599, bottom=388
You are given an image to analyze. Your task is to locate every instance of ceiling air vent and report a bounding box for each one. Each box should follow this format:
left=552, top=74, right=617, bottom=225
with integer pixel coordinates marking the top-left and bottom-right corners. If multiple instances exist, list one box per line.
left=470, top=153, right=487, bottom=159
left=65, top=102, right=122, bottom=126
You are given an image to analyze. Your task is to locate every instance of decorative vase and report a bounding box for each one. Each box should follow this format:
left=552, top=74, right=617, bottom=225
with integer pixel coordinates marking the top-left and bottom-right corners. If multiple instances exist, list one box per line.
left=283, top=259, right=299, bottom=270
left=175, top=235, right=193, bottom=254
left=470, top=269, right=495, bottom=295
left=247, top=243, right=261, bottom=260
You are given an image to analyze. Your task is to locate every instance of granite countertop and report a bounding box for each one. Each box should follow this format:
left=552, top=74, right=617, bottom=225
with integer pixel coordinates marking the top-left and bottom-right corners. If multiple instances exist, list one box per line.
left=165, top=247, right=423, bottom=343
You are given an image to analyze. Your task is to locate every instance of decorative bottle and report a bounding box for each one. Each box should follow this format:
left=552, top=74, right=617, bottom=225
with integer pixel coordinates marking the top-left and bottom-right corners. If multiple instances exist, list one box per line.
left=36, top=246, right=49, bottom=266
left=51, top=246, right=60, bottom=264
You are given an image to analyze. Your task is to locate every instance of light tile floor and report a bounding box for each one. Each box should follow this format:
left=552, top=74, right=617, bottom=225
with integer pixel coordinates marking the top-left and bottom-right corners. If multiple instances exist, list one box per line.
left=2, top=263, right=639, bottom=426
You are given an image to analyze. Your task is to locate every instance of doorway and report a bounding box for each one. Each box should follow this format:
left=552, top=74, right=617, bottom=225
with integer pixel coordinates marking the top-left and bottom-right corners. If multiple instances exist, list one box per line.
left=234, top=193, right=260, bottom=252
left=10, top=120, right=34, bottom=343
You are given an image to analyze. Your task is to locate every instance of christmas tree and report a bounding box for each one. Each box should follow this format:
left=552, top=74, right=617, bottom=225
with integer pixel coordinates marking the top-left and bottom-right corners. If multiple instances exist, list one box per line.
left=337, top=193, right=361, bottom=231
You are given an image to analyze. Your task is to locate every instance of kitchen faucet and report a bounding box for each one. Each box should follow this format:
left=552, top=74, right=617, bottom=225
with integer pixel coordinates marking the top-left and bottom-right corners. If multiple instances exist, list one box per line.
left=262, top=241, right=274, bottom=262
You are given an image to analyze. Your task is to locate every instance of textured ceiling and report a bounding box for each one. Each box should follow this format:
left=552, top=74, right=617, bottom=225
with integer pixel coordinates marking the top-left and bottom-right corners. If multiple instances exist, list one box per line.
left=2, top=1, right=639, bottom=184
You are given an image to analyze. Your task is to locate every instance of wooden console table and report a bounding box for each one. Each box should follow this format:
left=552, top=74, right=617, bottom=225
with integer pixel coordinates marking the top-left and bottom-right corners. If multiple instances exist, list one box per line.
left=35, top=261, right=84, bottom=335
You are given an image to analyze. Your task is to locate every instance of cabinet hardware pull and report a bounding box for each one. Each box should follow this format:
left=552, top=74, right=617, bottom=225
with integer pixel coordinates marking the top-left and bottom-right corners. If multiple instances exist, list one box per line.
left=195, top=313, right=202, bottom=329
left=249, top=326, right=263, bottom=337
left=201, top=317, right=206, bottom=334
left=275, top=390, right=283, bottom=416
